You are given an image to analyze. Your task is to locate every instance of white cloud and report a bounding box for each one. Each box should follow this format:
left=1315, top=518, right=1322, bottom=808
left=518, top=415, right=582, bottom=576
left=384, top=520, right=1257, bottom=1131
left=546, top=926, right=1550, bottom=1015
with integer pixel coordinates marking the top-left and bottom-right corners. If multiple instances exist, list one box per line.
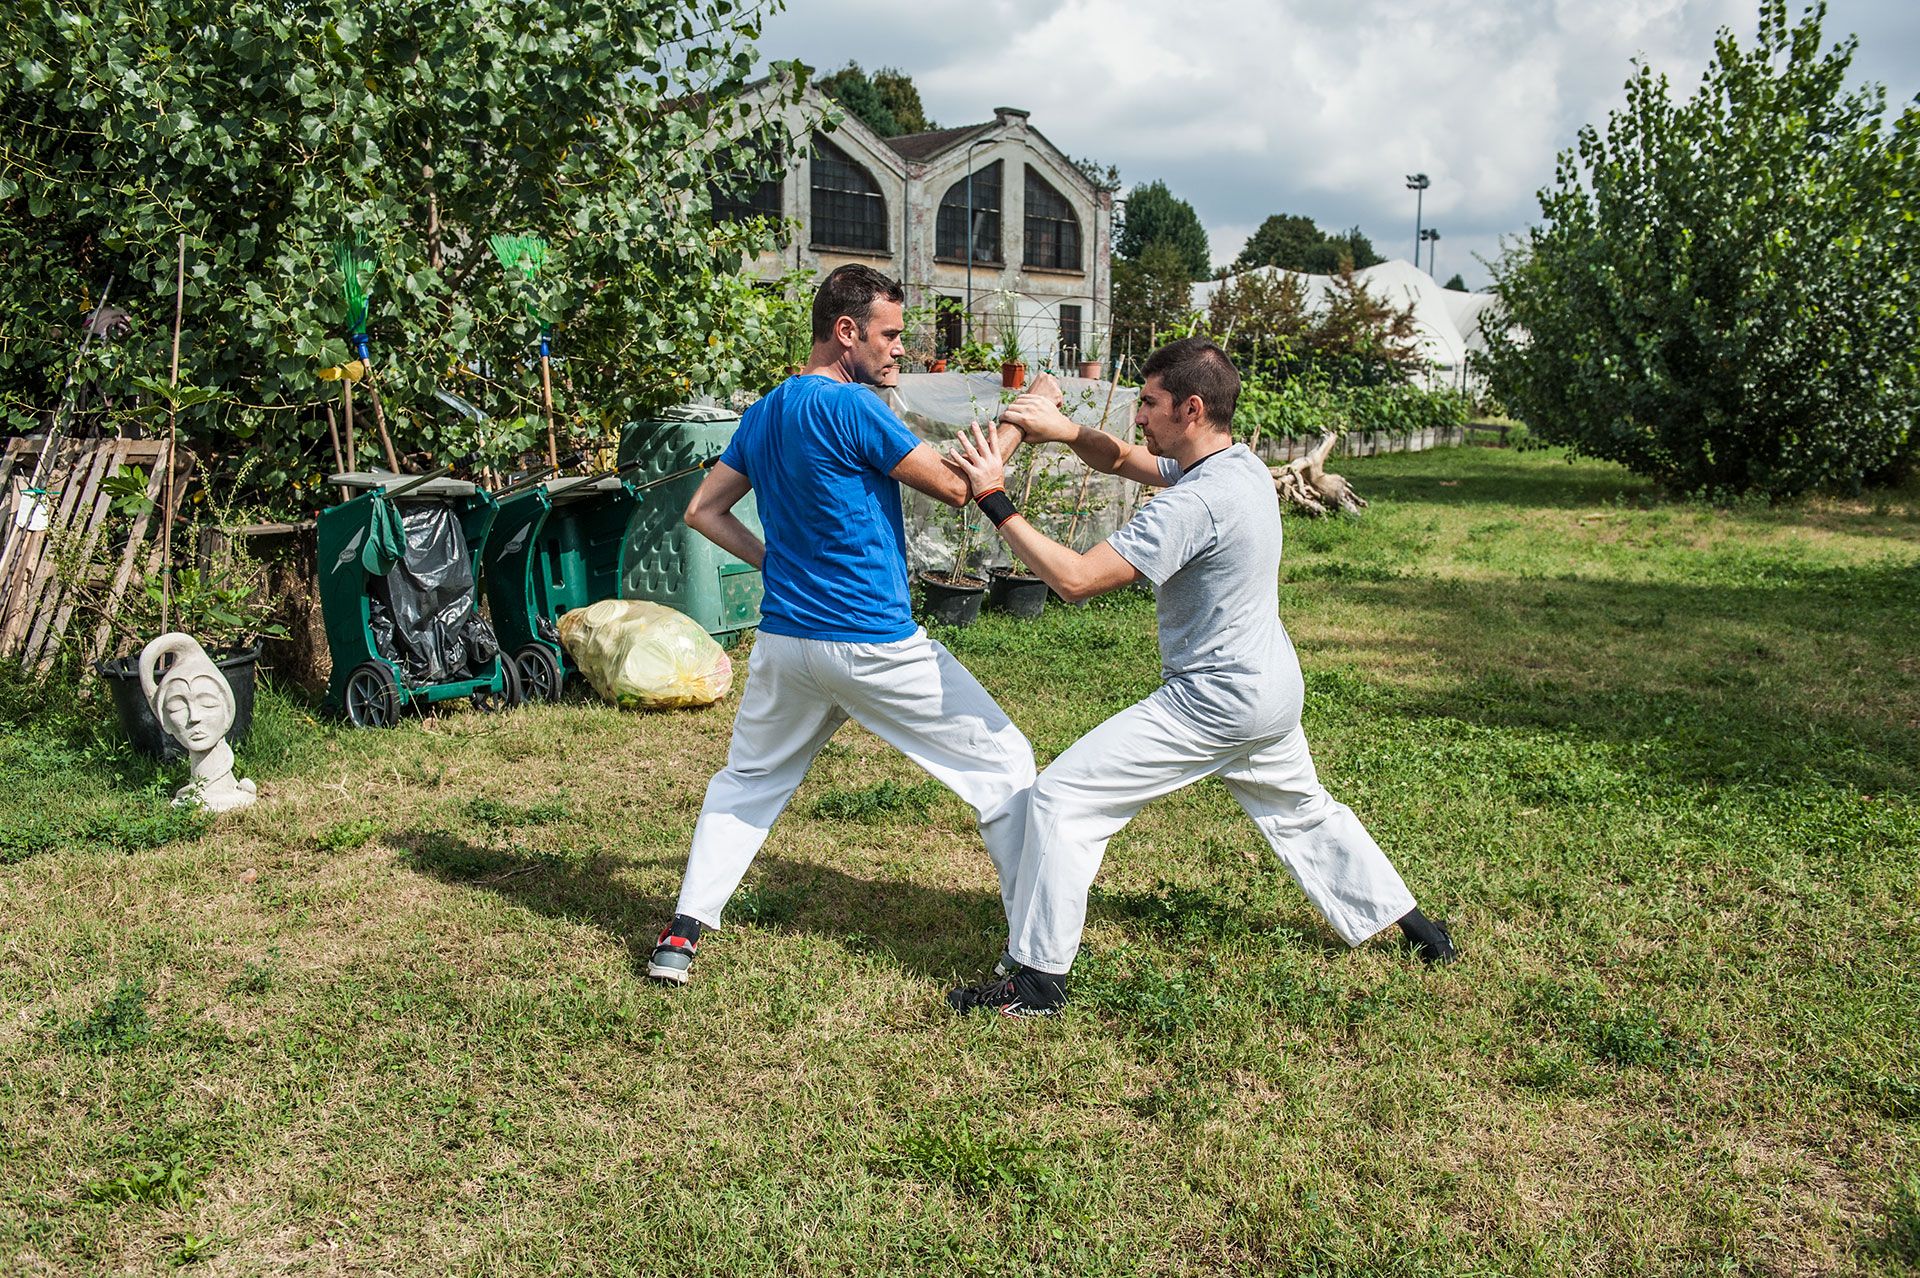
left=757, top=0, right=1918, bottom=289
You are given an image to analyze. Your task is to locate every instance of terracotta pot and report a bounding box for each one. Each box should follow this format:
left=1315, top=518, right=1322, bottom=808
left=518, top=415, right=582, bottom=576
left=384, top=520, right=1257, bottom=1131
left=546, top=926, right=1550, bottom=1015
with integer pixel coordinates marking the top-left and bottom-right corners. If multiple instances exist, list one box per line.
left=928, top=358, right=948, bottom=373
left=1000, top=361, right=1026, bottom=390
left=1077, top=360, right=1103, bottom=380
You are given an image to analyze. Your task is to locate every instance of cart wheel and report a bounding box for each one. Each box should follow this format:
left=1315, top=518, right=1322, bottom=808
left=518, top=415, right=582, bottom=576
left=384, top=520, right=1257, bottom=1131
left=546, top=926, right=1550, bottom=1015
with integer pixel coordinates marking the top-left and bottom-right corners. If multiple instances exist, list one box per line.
left=514, top=643, right=564, bottom=702
left=344, top=662, right=401, bottom=728
left=471, top=657, right=524, bottom=713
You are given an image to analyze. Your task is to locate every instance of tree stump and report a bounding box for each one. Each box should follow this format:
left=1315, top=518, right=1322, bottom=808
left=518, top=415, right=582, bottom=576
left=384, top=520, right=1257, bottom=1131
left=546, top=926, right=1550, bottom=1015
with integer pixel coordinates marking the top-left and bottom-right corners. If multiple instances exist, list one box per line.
left=1270, top=433, right=1367, bottom=516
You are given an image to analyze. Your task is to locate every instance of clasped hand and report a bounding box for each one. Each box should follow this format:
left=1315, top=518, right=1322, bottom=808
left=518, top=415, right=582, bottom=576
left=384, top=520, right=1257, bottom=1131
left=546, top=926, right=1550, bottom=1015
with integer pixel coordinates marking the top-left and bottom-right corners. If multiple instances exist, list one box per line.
left=948, top=424, right=1007, bottom=498
left=999, top=392, right=1077, bottom=445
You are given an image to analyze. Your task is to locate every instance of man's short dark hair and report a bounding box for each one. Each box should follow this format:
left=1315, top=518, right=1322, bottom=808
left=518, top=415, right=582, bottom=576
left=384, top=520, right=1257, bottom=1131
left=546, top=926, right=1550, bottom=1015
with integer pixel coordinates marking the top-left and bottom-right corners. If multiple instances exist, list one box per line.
left=1140, top=337, right=1240, bottom=430
left=812, top=264, right=905, bottom=343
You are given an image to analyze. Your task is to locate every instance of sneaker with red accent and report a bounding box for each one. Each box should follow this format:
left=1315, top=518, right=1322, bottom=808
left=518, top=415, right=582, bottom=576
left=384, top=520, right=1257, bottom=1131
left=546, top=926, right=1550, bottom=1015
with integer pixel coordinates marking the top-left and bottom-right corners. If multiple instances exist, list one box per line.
left=646, top=928, right=699, bottom=986
left=946, top=967, right=1066, bottom=1017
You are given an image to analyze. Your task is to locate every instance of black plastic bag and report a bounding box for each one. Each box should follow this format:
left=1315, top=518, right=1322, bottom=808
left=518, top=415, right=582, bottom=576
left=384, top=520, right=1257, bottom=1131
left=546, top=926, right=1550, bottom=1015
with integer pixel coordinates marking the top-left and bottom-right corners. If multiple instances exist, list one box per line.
left=367, top=501, right=490, bottom=685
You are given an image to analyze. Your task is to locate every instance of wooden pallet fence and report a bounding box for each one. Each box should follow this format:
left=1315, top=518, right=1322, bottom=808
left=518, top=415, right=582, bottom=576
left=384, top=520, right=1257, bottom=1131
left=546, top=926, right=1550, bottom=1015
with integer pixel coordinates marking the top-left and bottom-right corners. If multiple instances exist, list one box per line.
left=0, top=436, right=194, bottom=674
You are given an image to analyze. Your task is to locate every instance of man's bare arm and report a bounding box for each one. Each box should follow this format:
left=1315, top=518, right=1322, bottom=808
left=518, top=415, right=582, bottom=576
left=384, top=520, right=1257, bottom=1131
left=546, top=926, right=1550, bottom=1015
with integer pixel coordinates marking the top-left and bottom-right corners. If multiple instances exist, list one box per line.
left=891, top=420, right=1024, bottom=507
left=682, top=463, right=765, bottom=569
left=999, top=395, right=1166, bottom=486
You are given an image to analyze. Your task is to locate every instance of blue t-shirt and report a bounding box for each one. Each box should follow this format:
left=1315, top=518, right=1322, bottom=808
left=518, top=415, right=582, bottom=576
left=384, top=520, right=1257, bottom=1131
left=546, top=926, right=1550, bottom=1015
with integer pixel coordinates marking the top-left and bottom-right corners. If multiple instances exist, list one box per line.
left=718, top=375, right=924, bottom=642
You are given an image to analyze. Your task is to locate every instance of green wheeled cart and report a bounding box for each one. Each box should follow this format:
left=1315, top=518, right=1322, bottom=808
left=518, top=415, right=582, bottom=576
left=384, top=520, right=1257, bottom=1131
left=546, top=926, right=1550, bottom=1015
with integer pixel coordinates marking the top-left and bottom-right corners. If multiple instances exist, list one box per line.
left=318, top=470, right=522, bottom=727
left=481, top=472, right=636, bottom=701
left=616, top=406, right=764, bottom=644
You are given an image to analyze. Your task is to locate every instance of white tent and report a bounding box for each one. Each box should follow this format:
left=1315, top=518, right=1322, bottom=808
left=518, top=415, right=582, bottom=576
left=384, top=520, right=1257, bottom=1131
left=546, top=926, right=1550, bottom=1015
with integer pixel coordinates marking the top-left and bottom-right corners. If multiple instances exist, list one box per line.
left=1192, top=259, right=1501, bottom=391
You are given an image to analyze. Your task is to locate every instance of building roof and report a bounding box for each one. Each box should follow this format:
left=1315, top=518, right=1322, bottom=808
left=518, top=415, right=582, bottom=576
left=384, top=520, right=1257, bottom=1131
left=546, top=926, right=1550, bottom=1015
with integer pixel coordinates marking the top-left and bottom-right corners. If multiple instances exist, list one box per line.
left=885, top=123, right=993, bottom=161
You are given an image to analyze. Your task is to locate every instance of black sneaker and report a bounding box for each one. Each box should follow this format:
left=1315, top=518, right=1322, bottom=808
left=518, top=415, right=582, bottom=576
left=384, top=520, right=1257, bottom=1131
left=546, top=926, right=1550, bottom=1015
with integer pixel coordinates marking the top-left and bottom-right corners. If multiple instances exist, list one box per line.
left=1411, top=918, right=1457, bottom=966
left=946, top=968, right=1066, bottom=1017
left=645, top=927, right=699, bottom=985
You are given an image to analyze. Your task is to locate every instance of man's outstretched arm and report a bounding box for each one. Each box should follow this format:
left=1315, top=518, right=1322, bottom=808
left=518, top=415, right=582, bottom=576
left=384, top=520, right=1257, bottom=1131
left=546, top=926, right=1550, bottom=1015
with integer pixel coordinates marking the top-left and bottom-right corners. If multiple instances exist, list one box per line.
left=999, top=394, right=1167, bottom=487
left=949, top=425, right=1143, bottom=603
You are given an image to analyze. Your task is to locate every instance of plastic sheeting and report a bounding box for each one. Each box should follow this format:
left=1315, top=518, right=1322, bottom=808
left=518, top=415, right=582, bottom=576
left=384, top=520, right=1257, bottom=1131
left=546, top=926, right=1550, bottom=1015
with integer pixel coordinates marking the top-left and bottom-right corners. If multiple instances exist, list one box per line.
left=366, top=501, right=498, bottom=686
left=881, top=372, right=1145, bottom=574
left=557, top=599, right=733, bottom=709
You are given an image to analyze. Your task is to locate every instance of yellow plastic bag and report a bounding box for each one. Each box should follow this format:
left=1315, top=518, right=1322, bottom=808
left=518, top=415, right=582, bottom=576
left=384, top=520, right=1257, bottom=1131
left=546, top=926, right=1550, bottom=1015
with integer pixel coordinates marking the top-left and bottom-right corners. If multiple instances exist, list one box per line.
left=556, top=599, right=733, bottom=709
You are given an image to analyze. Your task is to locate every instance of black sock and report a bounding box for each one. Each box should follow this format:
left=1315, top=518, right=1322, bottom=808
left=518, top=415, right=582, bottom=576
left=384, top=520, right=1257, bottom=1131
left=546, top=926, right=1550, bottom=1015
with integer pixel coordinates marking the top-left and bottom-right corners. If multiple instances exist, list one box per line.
left=669, top=915, right=702, bottom=943
left=1398, top=907, right=1446, bottom=950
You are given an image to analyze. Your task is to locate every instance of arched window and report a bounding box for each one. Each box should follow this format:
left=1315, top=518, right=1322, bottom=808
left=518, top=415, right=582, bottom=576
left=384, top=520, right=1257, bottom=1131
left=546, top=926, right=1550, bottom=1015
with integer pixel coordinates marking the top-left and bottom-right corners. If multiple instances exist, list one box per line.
left=936, top=160, right=1002, bottom=264
left=710, top=172, right=783, bottom=225
left=810, top=138, right=888, bottom=252
left=1023, top=166, right=1081, bottom=271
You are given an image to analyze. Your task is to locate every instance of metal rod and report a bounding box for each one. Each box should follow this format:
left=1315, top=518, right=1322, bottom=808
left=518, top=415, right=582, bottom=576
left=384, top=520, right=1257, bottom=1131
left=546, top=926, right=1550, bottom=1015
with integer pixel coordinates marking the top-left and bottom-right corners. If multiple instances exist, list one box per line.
left=160, top=232, right=186, bottom=633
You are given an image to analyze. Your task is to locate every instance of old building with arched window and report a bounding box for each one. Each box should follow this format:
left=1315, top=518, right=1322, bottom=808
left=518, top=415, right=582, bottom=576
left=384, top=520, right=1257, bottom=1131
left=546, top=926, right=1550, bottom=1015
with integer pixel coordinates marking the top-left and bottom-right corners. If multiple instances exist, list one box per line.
left=711, top=83, right=1114, bottom=369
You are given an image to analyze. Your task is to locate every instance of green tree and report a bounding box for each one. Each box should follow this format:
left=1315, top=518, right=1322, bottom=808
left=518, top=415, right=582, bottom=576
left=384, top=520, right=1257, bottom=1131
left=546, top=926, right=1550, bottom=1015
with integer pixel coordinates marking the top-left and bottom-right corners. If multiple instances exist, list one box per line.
left=1442, top=273, right=1468, bottom=291
left=1116, top=180, right=1211, bottom=280
left=819, top=63, right=933, bottom=138
left=1236, top=214, right=1383, bottom=273
left=1235, top=214, right=1322, bottom=272
left=1204, top=269, right=1311, bottom=375
left=1482, top=0, right=1920, bottom=496
left=820, top=62, right=898, bottom=136
left=0, top=0, right=809, bottom=510
left=1111, top=242, right=1198, bottom=361
left=872, top=68, right=934, bottom=135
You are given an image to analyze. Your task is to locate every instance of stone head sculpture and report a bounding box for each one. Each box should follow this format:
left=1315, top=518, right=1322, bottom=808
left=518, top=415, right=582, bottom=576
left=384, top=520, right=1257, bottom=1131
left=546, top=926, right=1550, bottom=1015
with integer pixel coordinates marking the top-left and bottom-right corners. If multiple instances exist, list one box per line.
left=138, top=632, right=257, bottom=813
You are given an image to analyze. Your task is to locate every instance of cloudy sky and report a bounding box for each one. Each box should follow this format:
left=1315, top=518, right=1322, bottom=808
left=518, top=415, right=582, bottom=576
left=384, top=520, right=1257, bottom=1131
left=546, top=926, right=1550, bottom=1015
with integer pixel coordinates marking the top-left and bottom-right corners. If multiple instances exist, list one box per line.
left=752, top=0, right=1919, bottom=290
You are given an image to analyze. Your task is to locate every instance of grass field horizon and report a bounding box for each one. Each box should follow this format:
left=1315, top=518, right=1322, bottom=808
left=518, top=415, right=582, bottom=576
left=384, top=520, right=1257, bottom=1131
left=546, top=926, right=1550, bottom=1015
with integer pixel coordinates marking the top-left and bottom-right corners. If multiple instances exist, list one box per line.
left=3, top=446, right=1916, bottom=1275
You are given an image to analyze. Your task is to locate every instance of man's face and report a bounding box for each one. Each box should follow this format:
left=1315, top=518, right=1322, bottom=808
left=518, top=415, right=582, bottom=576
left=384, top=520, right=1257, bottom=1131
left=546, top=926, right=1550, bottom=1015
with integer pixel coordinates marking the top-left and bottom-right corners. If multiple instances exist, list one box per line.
left=1134, top=374, right=1197, bottom=456
left=844, top=299, right=906, bottom=388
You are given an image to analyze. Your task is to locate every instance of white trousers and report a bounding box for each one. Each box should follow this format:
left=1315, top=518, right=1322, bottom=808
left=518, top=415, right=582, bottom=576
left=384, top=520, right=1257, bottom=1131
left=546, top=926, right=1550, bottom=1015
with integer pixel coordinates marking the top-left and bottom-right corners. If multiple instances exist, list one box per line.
left=674, top=630, right=1035, bottom=929
left=1005, top=689, right=1416, bottom=974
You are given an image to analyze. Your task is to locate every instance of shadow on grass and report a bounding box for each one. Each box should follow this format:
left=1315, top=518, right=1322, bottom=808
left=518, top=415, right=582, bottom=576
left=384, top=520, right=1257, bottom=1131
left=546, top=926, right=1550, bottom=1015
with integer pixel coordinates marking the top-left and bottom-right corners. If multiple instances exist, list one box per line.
left=393, top=824, right=1360, bottom=983
left=392, top=828, right=1007, bottom=980
left=1319, top=558, right=1920, bottom=794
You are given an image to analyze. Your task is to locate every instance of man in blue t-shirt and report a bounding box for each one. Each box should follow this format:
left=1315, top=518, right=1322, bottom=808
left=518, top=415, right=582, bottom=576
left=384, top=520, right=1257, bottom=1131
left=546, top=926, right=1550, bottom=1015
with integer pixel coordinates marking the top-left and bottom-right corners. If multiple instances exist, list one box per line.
left=647, top=265, right=1034, bottom=987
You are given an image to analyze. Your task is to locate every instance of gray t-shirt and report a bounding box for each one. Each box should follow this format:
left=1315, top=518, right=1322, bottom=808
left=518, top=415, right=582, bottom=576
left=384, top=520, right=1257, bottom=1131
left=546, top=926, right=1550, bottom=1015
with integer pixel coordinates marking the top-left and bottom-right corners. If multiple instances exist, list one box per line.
left=1106, top=443, right=1302, bottom=739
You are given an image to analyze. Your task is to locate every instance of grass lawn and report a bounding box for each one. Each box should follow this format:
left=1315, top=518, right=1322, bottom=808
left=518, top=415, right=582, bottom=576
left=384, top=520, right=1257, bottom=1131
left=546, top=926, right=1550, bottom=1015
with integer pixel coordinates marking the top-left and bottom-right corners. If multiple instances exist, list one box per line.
left=2, top=446, right=1917, bottom=1275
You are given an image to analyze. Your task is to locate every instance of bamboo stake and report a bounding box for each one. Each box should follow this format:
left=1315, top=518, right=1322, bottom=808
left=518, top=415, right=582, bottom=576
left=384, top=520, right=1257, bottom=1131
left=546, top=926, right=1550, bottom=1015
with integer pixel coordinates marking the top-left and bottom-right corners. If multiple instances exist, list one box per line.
left=341, top=378, right=358, bottom=474
left=1063, top=370, right=1123, bottom=549
left=539, top=338, right=558, bottom=468
left=160, top=232, right=185, bottom=633
left=323, top=403, right=349, bottom=501
left=365, top=379, right=401, bottom=473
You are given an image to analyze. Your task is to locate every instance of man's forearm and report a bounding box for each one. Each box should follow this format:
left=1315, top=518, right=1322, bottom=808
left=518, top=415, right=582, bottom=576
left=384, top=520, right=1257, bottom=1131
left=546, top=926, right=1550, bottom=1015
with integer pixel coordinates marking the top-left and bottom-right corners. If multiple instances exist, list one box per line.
left=688, top=511, right=765, bottom=569
left=1062, top=425, right=1126, bottom=475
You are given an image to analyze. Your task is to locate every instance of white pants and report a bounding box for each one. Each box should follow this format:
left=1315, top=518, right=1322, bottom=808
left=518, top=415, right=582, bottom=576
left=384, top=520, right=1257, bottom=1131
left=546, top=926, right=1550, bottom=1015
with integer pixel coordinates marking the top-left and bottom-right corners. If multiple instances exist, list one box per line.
left=674, top=630, right=1035, bottom=929
left=1005, top=689, right=1416, bottom=974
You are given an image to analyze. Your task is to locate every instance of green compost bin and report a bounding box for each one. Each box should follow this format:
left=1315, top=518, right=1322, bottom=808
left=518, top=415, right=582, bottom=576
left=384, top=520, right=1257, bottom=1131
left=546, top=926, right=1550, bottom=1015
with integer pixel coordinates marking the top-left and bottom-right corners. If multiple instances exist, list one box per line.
left=616, top=405, right=762, bottom=644
left=482, top=474, right=636, bottom=701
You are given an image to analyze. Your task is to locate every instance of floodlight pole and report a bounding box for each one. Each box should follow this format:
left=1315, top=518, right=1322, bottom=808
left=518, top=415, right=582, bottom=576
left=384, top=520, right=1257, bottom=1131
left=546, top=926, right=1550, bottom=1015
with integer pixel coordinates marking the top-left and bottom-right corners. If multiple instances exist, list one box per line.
left=1406, top=173, right=1430, bottom=266
left=1420, top=227, right=1441, bottom=276
left=965, top=137, right=993, bottom=340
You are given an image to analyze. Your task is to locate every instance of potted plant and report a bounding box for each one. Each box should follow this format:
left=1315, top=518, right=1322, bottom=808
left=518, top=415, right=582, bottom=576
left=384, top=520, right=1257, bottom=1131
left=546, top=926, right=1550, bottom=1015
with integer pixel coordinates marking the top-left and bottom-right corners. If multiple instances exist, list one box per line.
left=918, top=498, right=988, bottom=627
left=998, top=328, right=1026, bottom=390
left=953, top=337, right=999, bottom=373
left=1076, top=336, right=1104, bottom=381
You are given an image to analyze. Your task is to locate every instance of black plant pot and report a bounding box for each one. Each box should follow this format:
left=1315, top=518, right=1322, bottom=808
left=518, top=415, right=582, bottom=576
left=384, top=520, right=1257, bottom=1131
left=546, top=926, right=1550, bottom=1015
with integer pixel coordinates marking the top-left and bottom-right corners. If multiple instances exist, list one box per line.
left=987, top=569, right=1047, bottom=619
left=919, top=573, right=987, bottom=627
left=97, top=644, right=262, bottom=761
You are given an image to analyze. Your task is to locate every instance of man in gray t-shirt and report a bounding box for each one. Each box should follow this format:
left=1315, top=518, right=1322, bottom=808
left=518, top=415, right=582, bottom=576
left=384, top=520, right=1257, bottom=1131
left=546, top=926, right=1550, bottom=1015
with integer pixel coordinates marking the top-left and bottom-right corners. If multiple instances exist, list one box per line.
left=945, top=338, right=1454, bottom=1017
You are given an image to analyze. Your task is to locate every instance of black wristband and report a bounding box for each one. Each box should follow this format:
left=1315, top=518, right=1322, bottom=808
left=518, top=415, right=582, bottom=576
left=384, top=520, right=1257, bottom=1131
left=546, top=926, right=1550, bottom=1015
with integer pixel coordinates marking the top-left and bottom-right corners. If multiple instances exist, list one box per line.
left=976, top=489, right=1017, bottom=527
